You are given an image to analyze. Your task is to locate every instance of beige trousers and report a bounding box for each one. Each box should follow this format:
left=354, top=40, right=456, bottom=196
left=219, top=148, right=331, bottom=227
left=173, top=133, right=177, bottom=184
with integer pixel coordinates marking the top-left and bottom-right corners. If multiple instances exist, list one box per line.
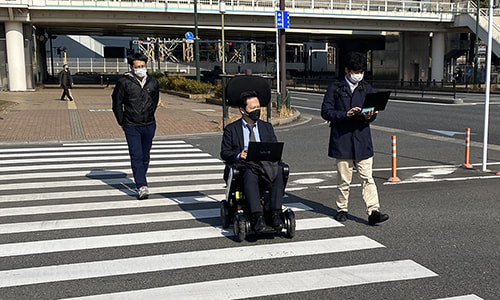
left=336, top=157, right=380, bottom=215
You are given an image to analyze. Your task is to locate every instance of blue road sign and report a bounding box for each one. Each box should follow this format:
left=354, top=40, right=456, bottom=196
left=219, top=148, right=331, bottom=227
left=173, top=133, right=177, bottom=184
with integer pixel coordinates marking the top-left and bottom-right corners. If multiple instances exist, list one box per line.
left=185, top=32, right=194, bottom=40
left=275, top=11, right=290, bottom=29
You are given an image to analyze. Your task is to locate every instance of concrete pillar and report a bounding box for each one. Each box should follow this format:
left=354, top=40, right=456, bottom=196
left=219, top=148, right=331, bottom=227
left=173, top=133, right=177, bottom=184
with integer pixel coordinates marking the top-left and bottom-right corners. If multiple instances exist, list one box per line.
left=431, top=32, right=445, bottom=82
left=5, top=21, right=27, bottom=91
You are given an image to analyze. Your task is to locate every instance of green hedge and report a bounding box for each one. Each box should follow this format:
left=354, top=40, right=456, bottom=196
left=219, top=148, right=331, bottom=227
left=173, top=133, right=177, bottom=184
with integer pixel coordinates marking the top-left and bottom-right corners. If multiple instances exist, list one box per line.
left=158, top=76, right=212, bottom=94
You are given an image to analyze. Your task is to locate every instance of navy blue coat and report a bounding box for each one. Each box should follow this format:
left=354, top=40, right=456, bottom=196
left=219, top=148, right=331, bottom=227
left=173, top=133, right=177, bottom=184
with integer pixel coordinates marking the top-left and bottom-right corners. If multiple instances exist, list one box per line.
left=321, top=79, right=376, bottom=160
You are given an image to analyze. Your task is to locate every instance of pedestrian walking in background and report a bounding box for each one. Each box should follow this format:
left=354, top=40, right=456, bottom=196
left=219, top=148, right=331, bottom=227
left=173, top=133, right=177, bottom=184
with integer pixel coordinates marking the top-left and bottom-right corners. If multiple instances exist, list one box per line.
left=58, top=64, right=73, bottom=101
left=112, top=53, right=160, bottom=200
left=320, top=51, right=389, bottom=226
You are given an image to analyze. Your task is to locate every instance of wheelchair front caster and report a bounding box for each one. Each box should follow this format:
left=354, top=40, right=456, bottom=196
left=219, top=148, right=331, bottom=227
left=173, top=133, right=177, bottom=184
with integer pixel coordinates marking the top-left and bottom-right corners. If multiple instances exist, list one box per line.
left=233, top=213, right=249, bottom=242
left=283, top=208, right=296, bottom=238
left=220, top=200, right=230, bottom=229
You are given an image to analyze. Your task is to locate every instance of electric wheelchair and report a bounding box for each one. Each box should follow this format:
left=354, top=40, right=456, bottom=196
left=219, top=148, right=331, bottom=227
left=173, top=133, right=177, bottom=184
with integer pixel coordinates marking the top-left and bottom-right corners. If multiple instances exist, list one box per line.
left=219, top=75, right=296, bottom=242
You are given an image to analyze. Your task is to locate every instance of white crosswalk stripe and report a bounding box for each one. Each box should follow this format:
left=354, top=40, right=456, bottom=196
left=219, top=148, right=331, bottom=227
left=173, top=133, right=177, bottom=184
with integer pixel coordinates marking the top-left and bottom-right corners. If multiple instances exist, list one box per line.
left=0, top=140, right=443, bottom=298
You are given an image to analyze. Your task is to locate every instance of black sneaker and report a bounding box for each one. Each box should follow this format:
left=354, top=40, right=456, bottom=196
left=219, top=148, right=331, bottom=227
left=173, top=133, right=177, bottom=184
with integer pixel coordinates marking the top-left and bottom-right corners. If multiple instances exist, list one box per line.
left=252, top=215, right=266, bottom=233
left=334, top=211, right=348, bottom=222
left=271, top=213, right=284, bottom=232
left=368, top=211, right=389, bottom=225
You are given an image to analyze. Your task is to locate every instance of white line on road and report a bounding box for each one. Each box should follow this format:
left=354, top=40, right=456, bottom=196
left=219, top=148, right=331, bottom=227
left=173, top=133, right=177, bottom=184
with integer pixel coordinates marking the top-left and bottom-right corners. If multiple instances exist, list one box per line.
left=0, top=173, right=223, bottom=191
left=0, top=183, right=226, bottom=203
left=0, top=165, right=225, bottom=181
left=0, top=203, right=313, bottom=234
left=292, top=105, right=321, bottom=111
left=0, top=143, right=193, bottom=154
left=1, top=148, right=202, bottom=158
left=0, top=217, right=342, bottom=257
left=1, top=153, right=211, bottom=165
left=0, top=236, right=383, bottom=288
left=0, top=194, right=226, bottom=217
left=65, top=260, right=436, bottom=300
left=0, top=158, right=222, bottom=173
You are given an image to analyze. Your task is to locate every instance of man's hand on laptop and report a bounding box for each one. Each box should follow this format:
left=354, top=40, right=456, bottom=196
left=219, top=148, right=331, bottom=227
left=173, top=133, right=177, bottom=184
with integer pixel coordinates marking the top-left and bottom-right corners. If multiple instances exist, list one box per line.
left=239, top=149, right=248, bottom=160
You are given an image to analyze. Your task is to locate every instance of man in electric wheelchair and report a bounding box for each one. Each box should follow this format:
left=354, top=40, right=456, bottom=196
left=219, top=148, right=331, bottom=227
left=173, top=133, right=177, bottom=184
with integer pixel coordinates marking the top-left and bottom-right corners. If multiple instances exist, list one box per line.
left=220, top=89, right=295, bottom=241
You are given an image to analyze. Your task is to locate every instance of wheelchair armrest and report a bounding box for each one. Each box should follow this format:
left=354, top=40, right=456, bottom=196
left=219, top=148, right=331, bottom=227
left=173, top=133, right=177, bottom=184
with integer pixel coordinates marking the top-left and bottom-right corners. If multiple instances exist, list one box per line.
left=278, top=161, right=290, bottom=178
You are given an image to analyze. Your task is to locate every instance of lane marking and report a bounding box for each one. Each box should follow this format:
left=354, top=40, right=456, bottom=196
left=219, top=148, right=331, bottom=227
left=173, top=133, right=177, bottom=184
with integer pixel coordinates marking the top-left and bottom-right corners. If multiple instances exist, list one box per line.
left=0, top=236, right=383, bottom=288
left=0, top=217, right=342, bottom=257
left=0, top=183, right=226, bottom=203
left=0, top=158, right=222, bottom=172
left=65, top=260, right=437, bottom=300
left=433, top=295, right=484, bottom=300
left=0, top=173, right=224, bottom=191
left=1, top=153, right=212, bottom=165
left=0, top=194, right=226, bottom=217
left=0, top=143, right=193, bottom=153
left=62, top=141, right=186, bottom=146
left=293, top=105, right=321, bottom=111
left=0, top=165, right=225, bottom=181
left=0, top=203, right=313, bottom=234
left=1, top=148, right=202, bottom=158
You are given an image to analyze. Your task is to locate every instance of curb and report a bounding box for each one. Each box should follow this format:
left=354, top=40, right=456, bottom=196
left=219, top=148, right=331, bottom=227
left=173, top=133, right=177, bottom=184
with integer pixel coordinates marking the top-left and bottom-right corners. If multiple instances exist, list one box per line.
left=270, top=109, right=301, bottom=127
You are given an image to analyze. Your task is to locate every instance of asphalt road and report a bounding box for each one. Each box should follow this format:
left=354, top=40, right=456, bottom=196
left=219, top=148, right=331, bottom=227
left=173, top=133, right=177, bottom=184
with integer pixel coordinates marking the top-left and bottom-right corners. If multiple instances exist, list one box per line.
left=0, top=91, right=499, bottom=299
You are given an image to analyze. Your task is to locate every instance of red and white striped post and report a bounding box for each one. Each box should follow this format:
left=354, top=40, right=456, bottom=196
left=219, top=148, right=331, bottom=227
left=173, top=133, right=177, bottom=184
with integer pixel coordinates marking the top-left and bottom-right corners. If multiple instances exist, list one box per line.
left=461, top=128, right=473, bottom=169
left=388, top=135, right=401, bottom=182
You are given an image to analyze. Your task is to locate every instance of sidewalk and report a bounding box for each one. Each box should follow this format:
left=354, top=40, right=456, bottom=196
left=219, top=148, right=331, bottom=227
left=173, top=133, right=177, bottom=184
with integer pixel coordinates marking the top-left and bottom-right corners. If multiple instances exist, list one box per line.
left=0, top=85, right=301, bottom=144
left=0, top=85, right=226, bottom=144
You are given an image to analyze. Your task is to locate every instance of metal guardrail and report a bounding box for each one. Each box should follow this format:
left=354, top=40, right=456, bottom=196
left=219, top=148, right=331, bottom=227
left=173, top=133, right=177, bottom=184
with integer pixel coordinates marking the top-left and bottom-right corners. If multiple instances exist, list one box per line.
left=0, top=0, right=478, bottom=15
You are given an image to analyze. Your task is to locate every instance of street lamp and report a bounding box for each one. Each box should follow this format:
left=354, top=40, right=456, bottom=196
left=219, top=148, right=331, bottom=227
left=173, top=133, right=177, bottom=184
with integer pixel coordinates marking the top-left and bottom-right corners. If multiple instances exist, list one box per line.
left=219, top=0, right=226, bottom=74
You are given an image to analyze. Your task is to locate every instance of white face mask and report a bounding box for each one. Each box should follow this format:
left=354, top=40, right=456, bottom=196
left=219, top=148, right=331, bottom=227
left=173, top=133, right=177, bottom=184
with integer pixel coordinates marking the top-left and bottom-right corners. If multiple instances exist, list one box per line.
left=350, top=72, right=364, bottom=84
left=133, top=67, right=147, bottom=78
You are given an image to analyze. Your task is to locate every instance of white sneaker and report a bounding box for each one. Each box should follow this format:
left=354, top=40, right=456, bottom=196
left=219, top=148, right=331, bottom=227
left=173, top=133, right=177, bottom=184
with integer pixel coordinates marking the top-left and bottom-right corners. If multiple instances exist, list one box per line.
left=137, top=186, right=149, bottom=200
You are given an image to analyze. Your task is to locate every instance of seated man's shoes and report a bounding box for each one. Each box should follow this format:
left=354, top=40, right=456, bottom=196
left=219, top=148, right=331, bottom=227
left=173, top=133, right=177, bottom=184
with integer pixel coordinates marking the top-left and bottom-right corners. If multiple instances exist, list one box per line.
left=271, top=213, right=284, bottom=232
left=252, top=214, right=266, bottom=233
left=334, top=211, right=348, bottom=222
left=368, top=210, right=389, bottom=225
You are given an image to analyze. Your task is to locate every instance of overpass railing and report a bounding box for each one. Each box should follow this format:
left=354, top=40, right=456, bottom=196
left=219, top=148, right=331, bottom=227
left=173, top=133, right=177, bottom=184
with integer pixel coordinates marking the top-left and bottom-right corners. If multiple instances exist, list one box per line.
left=1, top=0, right=477, bottom=15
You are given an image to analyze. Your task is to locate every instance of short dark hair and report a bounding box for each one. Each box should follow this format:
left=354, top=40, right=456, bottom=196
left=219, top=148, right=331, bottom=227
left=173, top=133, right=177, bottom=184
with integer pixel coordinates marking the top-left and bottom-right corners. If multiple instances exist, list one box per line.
left=345, top=52, right=366, bottom=72
left=239, top=90, right=259, bottom=109
left=127, top=53, right=148, bottom=66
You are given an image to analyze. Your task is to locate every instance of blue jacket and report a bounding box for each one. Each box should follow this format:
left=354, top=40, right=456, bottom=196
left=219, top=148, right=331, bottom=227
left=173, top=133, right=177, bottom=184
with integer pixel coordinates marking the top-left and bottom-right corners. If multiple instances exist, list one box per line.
left=321, top=79, right=376, bottom=160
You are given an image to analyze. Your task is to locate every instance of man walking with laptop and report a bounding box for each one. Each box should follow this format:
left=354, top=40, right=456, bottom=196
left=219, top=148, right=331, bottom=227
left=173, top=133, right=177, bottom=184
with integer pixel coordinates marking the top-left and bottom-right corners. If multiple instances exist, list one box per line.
left=220, top=90, right=285, bottom=233
left=321, top=51, right=389, bottom=226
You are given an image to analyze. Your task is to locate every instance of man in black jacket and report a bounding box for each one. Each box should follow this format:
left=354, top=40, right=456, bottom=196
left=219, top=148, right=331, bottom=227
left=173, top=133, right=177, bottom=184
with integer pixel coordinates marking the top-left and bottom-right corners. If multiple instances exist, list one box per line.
left=112, top=53, right=160, bottom=200
left=220, top=90, right=284, bottom=233
left=58, top=64, right=73, bottom=101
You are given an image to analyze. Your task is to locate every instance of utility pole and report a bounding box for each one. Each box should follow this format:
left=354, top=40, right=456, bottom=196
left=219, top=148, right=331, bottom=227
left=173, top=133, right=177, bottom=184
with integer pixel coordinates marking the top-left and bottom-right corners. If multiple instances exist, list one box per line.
left=279, top=0, right=288, bottom=108
left=194, top=0, right=200, bottom=81
left=473, top=0, right=480, bottom=87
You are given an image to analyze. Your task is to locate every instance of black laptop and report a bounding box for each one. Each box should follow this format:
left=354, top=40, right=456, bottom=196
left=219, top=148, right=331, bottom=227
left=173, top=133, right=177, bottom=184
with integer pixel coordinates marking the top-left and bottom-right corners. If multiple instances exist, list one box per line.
left=246, top=142, right=284, bottom=162
left=361, top=91, right=391, bottom=113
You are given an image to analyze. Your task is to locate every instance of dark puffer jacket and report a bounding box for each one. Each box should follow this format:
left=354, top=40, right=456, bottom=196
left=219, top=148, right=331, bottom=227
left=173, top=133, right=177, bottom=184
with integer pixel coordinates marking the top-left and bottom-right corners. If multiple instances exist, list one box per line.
left=321, top=79, right=376, bottom=160
left=112, top=73, right=160, bottom=126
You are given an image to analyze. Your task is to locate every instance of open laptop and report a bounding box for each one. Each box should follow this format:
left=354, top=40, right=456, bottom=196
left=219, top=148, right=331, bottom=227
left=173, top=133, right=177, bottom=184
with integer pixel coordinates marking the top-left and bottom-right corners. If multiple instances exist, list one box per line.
left=361, top=91, right=391, bottom=113
left=246, top=142, right=284, bottom=162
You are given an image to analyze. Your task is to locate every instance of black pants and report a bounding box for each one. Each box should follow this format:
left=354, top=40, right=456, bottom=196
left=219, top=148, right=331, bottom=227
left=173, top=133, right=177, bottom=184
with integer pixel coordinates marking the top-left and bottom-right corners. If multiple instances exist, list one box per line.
left=60, top=86, right=73, bottom=101
left=241, top=166, right=284, bottom=214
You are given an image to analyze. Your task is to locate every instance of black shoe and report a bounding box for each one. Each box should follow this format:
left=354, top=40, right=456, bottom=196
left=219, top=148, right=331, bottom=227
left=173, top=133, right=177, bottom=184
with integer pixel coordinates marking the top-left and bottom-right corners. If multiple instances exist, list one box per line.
left=368, top=211, right=389, bottom=225
left=252, top=215, right=266, bottom=233
left=69, top=99, right=73, bottom=101
left=271, top=213, right=284, bottom=232
left=334, top=211, right=348, bottom=222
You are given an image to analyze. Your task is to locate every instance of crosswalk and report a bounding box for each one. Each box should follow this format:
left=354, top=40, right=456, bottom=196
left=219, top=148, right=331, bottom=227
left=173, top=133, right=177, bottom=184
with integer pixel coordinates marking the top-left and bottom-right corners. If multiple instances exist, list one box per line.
left=0, top=140, right=479, bottom=299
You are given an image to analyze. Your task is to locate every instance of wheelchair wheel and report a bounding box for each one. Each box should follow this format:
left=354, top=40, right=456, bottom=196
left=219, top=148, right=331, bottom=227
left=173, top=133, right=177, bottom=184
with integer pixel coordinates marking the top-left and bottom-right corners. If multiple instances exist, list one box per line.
left=283, top=208, right=296, bottom=238
left=220, top=200, right=230, bottom=229
left=233, top=214, right=248, bottom=242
